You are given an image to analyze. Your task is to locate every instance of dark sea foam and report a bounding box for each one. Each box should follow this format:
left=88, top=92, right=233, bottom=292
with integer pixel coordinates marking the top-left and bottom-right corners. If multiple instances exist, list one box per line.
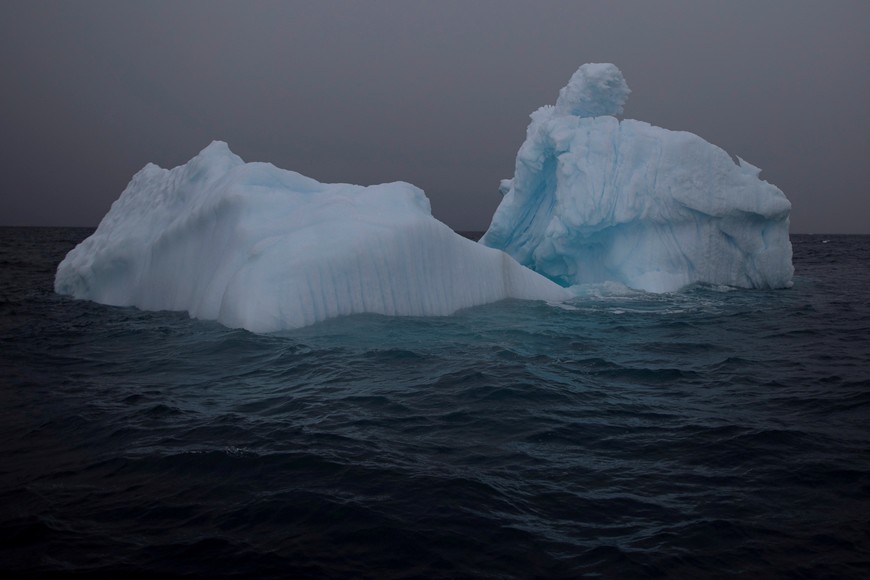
left=1, top=227, right=868, bottom=578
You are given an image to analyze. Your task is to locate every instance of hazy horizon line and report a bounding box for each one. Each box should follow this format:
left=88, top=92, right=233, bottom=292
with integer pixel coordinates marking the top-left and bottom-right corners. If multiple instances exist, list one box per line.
left=2, top=223, right=867, bottom=237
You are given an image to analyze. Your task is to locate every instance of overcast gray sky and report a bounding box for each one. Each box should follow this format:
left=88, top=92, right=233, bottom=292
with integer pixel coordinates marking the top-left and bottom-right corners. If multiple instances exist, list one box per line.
left=2, top=0, right=868, bottom=232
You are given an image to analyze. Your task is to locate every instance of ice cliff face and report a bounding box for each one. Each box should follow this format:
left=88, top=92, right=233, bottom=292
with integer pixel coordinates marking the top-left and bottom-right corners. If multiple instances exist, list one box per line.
left=55, top=142, right=569, bottom=332
left=481, top=63, right=793, bottom=292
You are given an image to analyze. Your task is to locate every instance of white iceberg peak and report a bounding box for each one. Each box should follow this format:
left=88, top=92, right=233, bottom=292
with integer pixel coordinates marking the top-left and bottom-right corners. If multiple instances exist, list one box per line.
left=554, top=63, right=631, bottom=118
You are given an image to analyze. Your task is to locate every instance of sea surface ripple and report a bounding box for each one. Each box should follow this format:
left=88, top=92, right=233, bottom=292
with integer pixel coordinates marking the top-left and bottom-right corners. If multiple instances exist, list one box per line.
left=1, top=228, right=868, bottom=578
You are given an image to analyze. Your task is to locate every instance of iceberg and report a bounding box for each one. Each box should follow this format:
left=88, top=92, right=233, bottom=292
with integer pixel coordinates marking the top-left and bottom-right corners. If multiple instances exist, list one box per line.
left=55, top=142, right=570, bottom=333
left=481, top=63, right=794, bottom=292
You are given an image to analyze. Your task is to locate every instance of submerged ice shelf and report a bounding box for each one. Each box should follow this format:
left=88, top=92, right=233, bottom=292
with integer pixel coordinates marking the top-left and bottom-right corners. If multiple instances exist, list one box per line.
left=481, top=63, right=793, bottom=292
left=55, top=142, right=569, bottom=332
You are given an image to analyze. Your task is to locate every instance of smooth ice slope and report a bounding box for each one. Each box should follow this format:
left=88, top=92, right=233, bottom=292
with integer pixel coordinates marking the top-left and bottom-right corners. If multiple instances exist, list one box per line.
left=56, top=142, right=570, bottom=332
left=482, top=63, right=793, bottom=292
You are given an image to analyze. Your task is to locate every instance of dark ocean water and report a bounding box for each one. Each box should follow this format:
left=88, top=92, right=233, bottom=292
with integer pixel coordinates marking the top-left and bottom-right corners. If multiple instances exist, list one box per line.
left=1, top=227, right=868, bottom=578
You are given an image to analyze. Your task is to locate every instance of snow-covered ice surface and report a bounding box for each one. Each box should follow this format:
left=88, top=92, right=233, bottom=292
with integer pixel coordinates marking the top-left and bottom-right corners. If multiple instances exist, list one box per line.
left=55, top=142, right=569, bottom=332
left=481, top=63, right=793, bottom=293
